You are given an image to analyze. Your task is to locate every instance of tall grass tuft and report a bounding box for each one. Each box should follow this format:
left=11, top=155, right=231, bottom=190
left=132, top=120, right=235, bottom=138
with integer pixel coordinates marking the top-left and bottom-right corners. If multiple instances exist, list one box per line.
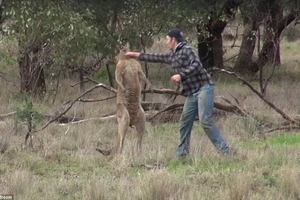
left=82, top=175, right=106, bottom=200
left=278, top=166, right=300, bottom=199
left=137, top=169, right=187, bottom=200
left=7, top=170, right=33, bottom=197
left=226, top=172, right=252, bottom=200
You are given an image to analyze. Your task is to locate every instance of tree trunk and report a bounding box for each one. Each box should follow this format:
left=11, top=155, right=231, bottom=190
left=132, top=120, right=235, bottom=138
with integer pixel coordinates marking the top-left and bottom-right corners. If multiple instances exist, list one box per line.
left=197, top=25, right=214, bottom=75
left=79, top=68, right=85, bottom=92
left=212, top=34, right=224, bottom=69
left=19, top=45, right=46, bottom=97
left=234, top=16, right=259, bottom=74
left=254, top=11, right=299, bottom=71
left=106, top=63, right=114, bottom=87
left=261, top=3, right=282, bottom=67
left=142, top=62, right=149, bottom=101
left=197, top=0, right=242, bottom=75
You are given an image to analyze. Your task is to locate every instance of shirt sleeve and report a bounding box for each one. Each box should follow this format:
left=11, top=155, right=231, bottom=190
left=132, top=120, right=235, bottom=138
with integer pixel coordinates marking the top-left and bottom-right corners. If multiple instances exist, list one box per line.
left=138, top=52, right=172, bottom=64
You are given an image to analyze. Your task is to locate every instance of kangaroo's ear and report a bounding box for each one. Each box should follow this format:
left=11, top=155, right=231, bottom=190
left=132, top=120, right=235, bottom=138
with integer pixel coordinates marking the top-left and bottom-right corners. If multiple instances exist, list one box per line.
left=119, top=44, right=130, bottom=54
left=124, top=42, right=130, bottom=49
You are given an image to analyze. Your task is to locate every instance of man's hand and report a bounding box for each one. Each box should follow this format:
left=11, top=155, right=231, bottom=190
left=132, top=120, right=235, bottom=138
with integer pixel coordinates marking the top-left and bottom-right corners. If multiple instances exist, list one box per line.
left=124, top=52, right=140, bottom=59
left=171, top=74, right=181, bottom=84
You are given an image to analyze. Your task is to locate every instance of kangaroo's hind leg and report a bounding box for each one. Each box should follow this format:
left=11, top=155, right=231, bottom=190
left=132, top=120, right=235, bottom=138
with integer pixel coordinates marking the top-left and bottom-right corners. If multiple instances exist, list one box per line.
left=132, top=106, right=147, bottom=154
left=116, top=104, right=130, bottom=154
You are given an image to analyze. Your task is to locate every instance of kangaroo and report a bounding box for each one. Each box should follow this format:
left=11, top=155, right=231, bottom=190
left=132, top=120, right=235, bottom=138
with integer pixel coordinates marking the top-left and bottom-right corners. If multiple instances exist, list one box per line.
left=97, top=46, right=152, bottom=155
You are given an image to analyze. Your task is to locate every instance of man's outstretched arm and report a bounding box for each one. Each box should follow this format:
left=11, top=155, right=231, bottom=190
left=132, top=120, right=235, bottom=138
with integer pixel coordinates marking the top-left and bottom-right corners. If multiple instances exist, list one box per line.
left=126, top=52, right=172, bottom=64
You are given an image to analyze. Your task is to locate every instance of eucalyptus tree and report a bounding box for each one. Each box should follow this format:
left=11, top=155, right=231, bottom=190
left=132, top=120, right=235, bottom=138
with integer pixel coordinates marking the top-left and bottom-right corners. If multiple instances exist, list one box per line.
left=76, top=0, right=182, bottom=52
left=71, top=0, right=176, bottom=91
left=196, top=0, right=242, bottom=71
left=234, top=0, right=300, bottom=74
left=256, top=0, right=300, bottom=69
left=233, top=0, right=265, bottom=74
left=163, top=0, right=242, bottom=73
left=3, top=0, right=99, bottom=96
left=72, top=0, right=243, bottom=75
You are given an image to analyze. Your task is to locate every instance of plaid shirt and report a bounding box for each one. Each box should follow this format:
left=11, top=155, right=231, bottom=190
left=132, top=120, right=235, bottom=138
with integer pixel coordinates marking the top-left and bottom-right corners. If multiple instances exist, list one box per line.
left=139, top=42, right=213, bottom=96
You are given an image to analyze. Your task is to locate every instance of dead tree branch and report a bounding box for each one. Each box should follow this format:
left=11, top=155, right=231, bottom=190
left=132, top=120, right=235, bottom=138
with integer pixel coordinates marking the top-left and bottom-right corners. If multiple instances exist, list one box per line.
left=214, top=68, right=300, bottom=126
left=266, top=126, right=300, bottom=134
left=22, top=75, right=285, bottom=137
left=58, top=115, right=117, bottom=126
left=149, top=103, right=183, bottom=121
left=63, top=96, right=116, bottom=104
left=0, top=112, right=16, bottom=121
left=34, top=83, right=117, bottom=134
left=218, top=96, right=250, bottom=117
left=71, top=80, right=89, bottom=87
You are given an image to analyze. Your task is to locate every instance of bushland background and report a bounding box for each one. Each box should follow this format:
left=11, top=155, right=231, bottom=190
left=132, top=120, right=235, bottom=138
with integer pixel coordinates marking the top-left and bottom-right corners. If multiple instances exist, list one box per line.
left=0, top=1, right=300, bottom=199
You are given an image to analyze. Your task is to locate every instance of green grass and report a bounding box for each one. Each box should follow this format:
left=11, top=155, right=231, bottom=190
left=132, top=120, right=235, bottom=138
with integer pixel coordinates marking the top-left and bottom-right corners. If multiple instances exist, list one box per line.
left=238, top=133, right=300, bottom=149
left=1, top=36, right=300, bottom=200
left=268, top=134, right=300, bottom=146
left=1, top=121, right=300, bottom=199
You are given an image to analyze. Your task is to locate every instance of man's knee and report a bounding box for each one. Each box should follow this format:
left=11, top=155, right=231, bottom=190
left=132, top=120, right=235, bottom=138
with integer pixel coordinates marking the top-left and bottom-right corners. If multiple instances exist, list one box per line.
left=199, top=118, right=213, bottom=129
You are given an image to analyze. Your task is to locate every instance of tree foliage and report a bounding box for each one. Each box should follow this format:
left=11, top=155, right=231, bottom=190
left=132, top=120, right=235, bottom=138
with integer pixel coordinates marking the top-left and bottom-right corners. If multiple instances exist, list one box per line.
left=0, top=0, right=299, bottom=96
left=2, top=0, right=100, bottom=95
left=234, top=0, right=300, bottom=74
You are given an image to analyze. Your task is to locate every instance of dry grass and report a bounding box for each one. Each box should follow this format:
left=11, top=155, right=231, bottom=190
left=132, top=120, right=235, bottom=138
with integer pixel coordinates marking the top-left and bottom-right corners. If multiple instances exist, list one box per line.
left=0, top=38, right=300, bottom=200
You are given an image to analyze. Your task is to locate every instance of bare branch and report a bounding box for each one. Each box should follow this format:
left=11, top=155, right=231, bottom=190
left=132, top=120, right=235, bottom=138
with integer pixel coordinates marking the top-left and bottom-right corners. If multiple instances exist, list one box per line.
left=70, top=80, right=89, bottom=87
left=0, top=112, right=16, bottom=120
left=58, top=115, right=117, bottom=126
left=214, top=68, right=300, bottom=126
left=35, top=83, right=117, bottom=133
left=141, top=102, right=169, bottom=111
left=214, top=102, right=246, bottom=116
left=219, top=96, right=248, bottom=116
left=83, top=76, right=100, bottom=85
left=224, top=54, right=239, bottom=62
left=142, top=88, right=180, bottom=95
left=229, top=93, right=240, bottom=105
left=149, top=103, right=183, bottom=121
left=266, top=126, right=300, bottom=133
left=77, top=96, right=116, bottom=103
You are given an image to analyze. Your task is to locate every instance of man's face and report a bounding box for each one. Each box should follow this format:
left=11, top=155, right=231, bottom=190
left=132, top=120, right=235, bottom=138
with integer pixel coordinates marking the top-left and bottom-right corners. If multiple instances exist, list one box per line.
left=166, top=35, right=176, bottom=50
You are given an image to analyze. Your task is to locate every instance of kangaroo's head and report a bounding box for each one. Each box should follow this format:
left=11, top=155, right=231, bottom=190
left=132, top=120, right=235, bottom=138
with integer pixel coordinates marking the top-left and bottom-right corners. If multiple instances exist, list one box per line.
left=118, top=45, right=130, bottom=59
left=120, top=45, right=129, bottom=54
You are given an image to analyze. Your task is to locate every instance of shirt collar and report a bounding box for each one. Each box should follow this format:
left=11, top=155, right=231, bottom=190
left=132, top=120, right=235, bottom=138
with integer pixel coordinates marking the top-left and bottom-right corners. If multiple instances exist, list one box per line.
left=174, top=42, right=186, bottom=52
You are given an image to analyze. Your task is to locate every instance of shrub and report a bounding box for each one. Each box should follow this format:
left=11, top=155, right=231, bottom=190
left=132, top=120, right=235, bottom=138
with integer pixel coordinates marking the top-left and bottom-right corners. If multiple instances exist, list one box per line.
left=283, top=24, right=300, bottom=42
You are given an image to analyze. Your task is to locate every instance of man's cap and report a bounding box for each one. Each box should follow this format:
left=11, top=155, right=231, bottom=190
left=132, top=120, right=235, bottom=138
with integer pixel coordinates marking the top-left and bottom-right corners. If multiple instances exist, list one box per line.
left=167, top=28, right=185, bottom=42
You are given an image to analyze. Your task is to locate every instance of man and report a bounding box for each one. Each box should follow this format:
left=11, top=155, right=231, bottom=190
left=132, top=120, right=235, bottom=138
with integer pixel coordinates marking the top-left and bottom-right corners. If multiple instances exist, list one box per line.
left=125, top=27, right=231, bottom=157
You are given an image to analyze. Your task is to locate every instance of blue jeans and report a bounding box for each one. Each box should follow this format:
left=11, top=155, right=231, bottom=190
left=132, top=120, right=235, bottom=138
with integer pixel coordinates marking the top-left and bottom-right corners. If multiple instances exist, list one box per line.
left=177, top=84, right=231, bottom=157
